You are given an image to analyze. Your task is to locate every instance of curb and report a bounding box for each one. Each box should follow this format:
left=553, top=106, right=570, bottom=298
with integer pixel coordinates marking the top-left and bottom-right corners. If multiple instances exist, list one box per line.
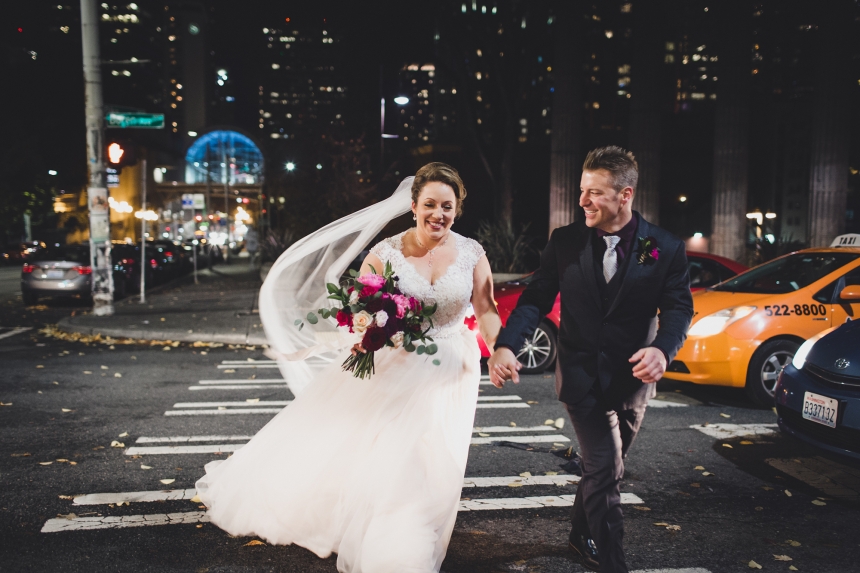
left=55, top=316, right=268, bottom=346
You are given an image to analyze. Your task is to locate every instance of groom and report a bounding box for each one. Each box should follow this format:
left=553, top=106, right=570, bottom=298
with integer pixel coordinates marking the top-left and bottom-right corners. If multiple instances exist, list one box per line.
left=489, top=146, right=694, bottom=573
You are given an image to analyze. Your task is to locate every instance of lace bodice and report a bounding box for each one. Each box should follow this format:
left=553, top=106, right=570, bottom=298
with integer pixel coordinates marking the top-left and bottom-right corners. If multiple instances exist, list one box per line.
left=370, top=231, right=485, bottom=336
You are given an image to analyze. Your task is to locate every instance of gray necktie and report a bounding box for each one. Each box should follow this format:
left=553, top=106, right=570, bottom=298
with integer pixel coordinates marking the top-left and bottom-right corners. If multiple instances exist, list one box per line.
left=602, top=235, right=621, bottom=283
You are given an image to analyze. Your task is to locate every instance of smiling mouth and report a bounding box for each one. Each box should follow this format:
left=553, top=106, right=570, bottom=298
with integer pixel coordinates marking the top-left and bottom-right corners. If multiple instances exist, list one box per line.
left=426, top=220, right=444, bottom=229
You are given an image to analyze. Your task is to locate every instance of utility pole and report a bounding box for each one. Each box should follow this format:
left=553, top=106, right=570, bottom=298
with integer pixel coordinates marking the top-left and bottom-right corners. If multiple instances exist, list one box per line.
left=80, top=0, right=114, bottom=315
left=139, top=158, right=147, bottom=304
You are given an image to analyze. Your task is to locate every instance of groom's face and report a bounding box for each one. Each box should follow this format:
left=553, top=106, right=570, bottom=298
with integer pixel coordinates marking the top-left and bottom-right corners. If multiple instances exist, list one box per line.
left=579, top=169, right=632, bottom=231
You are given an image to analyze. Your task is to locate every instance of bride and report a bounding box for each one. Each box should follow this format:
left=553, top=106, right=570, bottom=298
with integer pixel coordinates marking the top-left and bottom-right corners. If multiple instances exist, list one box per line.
left=196, top=163, right=503, bottom=572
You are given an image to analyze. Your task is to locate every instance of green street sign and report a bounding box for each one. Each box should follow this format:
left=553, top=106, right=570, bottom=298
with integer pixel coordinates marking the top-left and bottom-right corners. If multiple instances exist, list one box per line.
left=106, top=112, right=165, bottom=129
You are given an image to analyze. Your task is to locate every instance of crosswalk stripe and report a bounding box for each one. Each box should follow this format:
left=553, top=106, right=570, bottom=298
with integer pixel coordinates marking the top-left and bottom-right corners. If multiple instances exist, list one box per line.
left=70, top=475, right=584, bottom=506
left=473, top=425, right=556, bottom=433
left=690, top=423, right=778, bottom=439
left=470, top=434, right=568, bottom=445
left=189, top=385, right=288, bottom=391
left=173, top=401, right=290, bottom=408
left=458, top=492, right=643, bottom=511
left=0, top=327, right=32, bottom=340
left=41, top=511, right=209, bottom=533
left=220, top=360, right=276, bottom=365
left=476, top=396, right=522, bottom=402
left=164, top=408, right=284, bottom=416
left=136, top=435, right=254, bottom=444
left=217, top=364, right=279, bottom=369
left=197, top=379, right=286, bottom=385
left=648, top=400, right=688, bottom=408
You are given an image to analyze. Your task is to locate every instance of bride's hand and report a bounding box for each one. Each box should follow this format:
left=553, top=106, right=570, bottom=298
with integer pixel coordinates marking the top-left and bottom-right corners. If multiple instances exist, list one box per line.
left=350, top=342, right=367, bottom=356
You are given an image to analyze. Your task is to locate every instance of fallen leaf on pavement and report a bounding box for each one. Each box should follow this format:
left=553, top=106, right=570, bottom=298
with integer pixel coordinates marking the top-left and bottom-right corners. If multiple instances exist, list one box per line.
left=56, top=459, right=69, bottom=463
left=694, top=465, right=705, bottom=470
left=509, top=422, right=516, bottom=427
left=812, top=500, right=826, bottom=506
left=773, top=555, right=792, bottom=561
left=527, top=401, right=538, bottom=404
left=118, top=432, right=128, bottom=438
left=784, top=490, right=792, bottom=497
left=702, top=472, right=713, bottom=476
left=110, top=441, right=125, bottom=448
left=160, top=479, right=175, bottom=485
left=114, top=373, right=122, bottom=378
left=755, top=507, right=764, bottom=511
left=666, top=525, right=681, bottom=531
left=653, top=522, right=670, bottom=527
left=554, top=418, right=565, bottom=429
left=748, top=560, right=762, bottom=569
left=544, top=471, right=558, bottom=476
left=92, top=446, right=104, bottom=451
left=740, top=440, right=754, bottom=445
left=789, top=567, right=798, bottom=571
left=58, top=495, right=74, bottom=500
left=722, top=444, right=733, bottom=448
left=62, top=409, right=73, bottom=413
left=507, top=482, right=523, bottom=488
left=196, top=524, right=203, bottom=528
left=478, top=432, right=490, bottom=437
left=36, top=365, right=44, bottom=369
left=100, top=365, right=108, bottom=370
left=162, top=346, right=171, bottom=351
left=190, top=495, right=202, bottom=503
left=544, top=419, right=554, bottom=425
left=246, top=398, right=260, bottom=404
left=11, top=453, right=31, bottom=457
left=0, top=402, right=12, bottom=406
left=160, top=318, right=166, bottom=322
left=632, top=506, right=651, bottom=511
left=223, top=369, right=235, bottom=373
left=786, top=540, right=801, bottom=547
left=218, top=406, right=227, bottom=410
left=57, top=513, right=77, bottom=520
left=39, top=462, right=53, bottom=466
left=690, top=483, right=701, bottom=488
left=243, top=540, right=266, bottom=547
left=519, top=472, right=532, bottom=478
left=762, top=486, right=774, bottom=491
left=140, top=465, right=152, bottom=470
left=720, top=413, right=731, bottom=418
left=69, top=461, right=77, bottom=465
left=83, top=371, right=92, bottom=374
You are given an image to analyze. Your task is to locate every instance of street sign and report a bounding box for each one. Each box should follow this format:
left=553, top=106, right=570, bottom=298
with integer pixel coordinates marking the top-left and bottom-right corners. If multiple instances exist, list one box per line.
left=193, top=193, right=206, bottom=209
left=181, top=194, right=194, bottom=209
left=106, top=112, right=165, bottom=129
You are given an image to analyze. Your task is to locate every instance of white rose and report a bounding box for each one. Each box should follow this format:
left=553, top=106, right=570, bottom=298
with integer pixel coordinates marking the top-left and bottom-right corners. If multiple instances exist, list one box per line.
left=349, top=290, right=360, bottom=305
left=352, top=310, right=374, bottom=333
left=390, top=331, right=404, bottom=349
left=375, top=310, right=388, bottom=328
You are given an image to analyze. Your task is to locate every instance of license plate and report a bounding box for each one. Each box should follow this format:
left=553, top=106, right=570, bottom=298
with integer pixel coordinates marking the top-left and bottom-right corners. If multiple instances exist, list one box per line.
left=802, top=392, right=838, bottom=429
left=46, top=270, right=65, bottom=279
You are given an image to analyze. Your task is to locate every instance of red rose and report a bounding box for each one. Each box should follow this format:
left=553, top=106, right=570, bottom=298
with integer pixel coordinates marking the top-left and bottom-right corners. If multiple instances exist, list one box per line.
left=362, top=326, right=389, bottom=352
left=336, top=309, right=352, bottom=327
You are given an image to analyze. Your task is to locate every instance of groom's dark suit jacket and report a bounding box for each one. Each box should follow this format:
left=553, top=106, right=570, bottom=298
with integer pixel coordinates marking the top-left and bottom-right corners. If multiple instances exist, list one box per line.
left=496, top=212, right=694, bottom=407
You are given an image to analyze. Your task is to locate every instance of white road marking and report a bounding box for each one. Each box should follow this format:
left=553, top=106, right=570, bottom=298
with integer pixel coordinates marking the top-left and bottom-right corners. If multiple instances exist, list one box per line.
left=647, top=400, right=688, bottom=408
left=126, top=444, right=244, bottom=455
left=217, top=364, right=278, bottom=369
left=164, top=408, right=284, bottom=416
left=473, top=425, right=556, bottom=433
left=41, top=511, right=209, bottom=533
left=476, top=403, right=529, bottom=409
left=73, top=489, right=196, bottom=505
left=471, top=434, right=569, bottom=445
left=173, top=401, right=289, bottom=408
left=197, top=379, right=286, bottom=385
left=189, top=385, right=288, bottom=391
left=476, top=396, right=522, bottom=401
left=0, top=327, right=32, bottom=340
left=459, top=492, right=643, bottom=511
left=220, top=360, right=276, bottom=365
left=136, top=435, right=254, bottom=444
left=690, top=423, right=778, bottom=439
left=69, top=475, right=584, bottom=506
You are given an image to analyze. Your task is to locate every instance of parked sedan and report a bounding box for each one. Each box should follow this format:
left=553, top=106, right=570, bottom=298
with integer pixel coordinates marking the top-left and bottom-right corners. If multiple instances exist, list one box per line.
left=775, top=316, right=860, bottom=460
left=465, top=251, right=747, bottom=374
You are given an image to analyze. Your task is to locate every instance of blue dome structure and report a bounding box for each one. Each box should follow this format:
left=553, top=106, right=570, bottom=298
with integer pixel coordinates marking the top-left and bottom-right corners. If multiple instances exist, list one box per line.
left=185, top=130, right=264, bottom=185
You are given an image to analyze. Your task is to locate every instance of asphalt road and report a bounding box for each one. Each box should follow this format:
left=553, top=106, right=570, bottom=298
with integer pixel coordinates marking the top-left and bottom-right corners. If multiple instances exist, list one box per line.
left=2, top=297, right=859, bottom=572
left=0, top=266, right=23, bottom=298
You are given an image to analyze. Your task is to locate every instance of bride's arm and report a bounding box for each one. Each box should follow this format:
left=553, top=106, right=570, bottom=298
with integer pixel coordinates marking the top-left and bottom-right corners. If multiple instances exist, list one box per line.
left=472, top=254, right=502, bottom=352
left=359, top=253, right=385, bottom=277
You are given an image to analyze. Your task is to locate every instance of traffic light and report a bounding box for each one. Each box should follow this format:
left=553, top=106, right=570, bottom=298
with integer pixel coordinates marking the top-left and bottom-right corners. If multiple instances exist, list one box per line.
left=105, top=141, right=137, bottom=171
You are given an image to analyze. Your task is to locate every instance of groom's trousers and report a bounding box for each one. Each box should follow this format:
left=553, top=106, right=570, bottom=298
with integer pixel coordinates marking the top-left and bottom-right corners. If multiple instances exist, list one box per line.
left=565, top=383, right=650, bottom=573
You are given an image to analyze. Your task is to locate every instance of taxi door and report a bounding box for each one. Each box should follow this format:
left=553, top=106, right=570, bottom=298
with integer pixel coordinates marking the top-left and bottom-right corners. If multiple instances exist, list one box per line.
left=829, top=266, right=860, bottom=325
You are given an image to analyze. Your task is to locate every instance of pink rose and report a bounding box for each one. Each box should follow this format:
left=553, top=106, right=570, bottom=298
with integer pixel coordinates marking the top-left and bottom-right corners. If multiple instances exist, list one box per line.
left=358, top=273, right=386, bottom=297
left=408, top=297, right=421, bottom=313
left=391, top=294, right=410, bottom=318
left=650, top=249, right=659, bottom=260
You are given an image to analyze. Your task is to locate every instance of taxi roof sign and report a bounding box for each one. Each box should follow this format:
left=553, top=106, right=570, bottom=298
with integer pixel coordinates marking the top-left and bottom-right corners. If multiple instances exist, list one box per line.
left=830, top=234, right=860, bottom=248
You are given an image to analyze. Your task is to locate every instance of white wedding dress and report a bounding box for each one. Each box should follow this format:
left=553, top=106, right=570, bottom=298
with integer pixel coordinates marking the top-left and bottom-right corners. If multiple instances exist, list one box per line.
left=196, top=230, right=486, bottom=573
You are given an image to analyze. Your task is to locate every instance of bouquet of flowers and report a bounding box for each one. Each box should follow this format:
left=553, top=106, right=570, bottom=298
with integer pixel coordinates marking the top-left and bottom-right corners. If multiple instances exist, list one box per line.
left=296, top=262, right=438, bottom=379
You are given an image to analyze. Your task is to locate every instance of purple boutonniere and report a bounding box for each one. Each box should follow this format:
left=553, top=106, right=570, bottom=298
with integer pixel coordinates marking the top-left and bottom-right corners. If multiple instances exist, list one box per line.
left=637, top=236, right=660, bottom=265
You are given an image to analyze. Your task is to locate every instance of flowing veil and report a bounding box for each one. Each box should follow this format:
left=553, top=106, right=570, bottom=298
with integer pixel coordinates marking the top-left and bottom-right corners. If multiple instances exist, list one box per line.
left=259, top=177, right=414, bottom=395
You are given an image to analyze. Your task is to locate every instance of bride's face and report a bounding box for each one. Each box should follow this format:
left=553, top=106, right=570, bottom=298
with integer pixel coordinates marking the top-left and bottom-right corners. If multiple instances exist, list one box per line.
left=412, top=182, right=457, bottom=240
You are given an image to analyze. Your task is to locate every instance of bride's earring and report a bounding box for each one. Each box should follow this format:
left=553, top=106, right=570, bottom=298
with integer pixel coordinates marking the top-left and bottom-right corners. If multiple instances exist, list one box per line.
left=413, top=214, right=417, bottom=221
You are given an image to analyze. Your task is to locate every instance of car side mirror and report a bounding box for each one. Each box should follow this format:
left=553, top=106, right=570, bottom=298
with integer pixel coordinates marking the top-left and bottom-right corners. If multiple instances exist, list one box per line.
left=839, top=285, right=860, bottom=301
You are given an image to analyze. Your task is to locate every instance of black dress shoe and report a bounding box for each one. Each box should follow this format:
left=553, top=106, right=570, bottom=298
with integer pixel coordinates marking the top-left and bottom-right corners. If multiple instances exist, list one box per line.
left=568, top=534, right=600, bottom=572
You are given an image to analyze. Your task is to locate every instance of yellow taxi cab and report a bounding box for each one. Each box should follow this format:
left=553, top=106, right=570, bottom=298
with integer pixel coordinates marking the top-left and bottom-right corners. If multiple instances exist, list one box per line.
left=666, top=234, right=860, bottom=406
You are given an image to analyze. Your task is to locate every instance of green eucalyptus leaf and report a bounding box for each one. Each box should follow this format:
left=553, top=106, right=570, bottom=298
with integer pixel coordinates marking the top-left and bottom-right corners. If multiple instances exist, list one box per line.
left=306, top=313, right=319, bottom=325
left=416, top=345, right=426, bottom=355
left=425, top=343, right=438, bottom=355
left=349, top=269, right=359, bottom=277
left=404, top=343, right=416, bottom=352
left=294, top=319, right=302, bottom=326
left=432, top=359, right=441, bottom=366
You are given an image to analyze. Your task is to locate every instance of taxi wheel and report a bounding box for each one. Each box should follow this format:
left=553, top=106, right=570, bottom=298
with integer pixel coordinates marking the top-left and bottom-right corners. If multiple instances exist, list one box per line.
left=516, top=321, right=557, bottom=374
left=745, top=339, right=799, bottom=407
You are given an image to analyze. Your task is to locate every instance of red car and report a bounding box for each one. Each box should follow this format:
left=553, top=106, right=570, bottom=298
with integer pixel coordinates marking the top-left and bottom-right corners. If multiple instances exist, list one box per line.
left=465, top=251, right=748, bottom=373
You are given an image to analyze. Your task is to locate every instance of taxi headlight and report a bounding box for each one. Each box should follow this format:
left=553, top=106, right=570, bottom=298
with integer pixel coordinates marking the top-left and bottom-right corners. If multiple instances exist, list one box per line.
left=792, top=327, right=835, bottom=370
left=687, top=306, right=756, bottom=337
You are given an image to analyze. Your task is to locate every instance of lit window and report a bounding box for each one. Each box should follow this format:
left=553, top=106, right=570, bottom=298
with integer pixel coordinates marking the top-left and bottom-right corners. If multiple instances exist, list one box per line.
left=168, top=35, right=176, bottom=41
left=621, top=3, right=632, bottom=12
left=176, top=84, right=182, bottom=89
left=665, top=42, right=675, bottom=51
left=605, top=30, right=613, bottom=38
left=272, top=63, right=280, bottom=69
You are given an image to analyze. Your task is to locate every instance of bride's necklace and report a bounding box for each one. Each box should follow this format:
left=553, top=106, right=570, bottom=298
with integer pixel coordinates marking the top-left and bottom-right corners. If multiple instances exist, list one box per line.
left=413, top=229, right=449, bottom=268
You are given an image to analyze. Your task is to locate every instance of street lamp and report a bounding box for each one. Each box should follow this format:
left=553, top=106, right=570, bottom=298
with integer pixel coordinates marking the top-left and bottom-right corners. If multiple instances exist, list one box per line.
left=285, top=162, right=295, bottom=172
left=393, top=96, right=410, bottom=105
left=380, top=95, right=409, bottom=175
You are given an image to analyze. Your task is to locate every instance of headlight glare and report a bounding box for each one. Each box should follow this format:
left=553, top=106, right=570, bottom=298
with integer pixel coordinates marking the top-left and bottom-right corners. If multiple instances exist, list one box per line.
left=687, top=306, right=756, bottom=337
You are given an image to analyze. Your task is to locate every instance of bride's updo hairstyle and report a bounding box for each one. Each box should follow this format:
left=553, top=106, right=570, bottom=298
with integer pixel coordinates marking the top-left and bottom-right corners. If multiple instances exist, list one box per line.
left=411, top=162, right=467, bottom=218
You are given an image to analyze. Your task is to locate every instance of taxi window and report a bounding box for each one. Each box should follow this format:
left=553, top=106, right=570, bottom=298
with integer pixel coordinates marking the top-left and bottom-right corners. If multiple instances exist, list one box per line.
left=713, top=253, right=859, bottom=294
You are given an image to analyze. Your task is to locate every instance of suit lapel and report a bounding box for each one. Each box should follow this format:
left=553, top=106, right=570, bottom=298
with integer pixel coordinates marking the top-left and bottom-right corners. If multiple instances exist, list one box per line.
left=577, top=226, right=601, bottom=308
left=606, top=214, right=649, bottom=316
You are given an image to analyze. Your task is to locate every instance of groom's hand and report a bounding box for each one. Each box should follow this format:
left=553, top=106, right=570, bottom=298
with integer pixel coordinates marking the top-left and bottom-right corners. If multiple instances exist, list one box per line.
left=488, top=347, right=521, bottom=388
left=629, top=347, right=667, bottom=384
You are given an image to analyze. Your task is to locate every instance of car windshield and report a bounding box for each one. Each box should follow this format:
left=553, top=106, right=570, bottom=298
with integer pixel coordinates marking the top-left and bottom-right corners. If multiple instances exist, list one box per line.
left=31, top=246, right=90, bottom=264
left=713, top=252, right=859, bottom=294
